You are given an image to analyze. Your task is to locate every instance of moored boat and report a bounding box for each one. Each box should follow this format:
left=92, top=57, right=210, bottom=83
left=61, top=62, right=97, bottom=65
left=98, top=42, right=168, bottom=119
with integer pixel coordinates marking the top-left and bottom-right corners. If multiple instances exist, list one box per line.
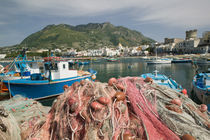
left=194, top=58, right=210, bottom=65
left=78, top=61, right=90, bottom=65
left=0, top=52, right=42, bottom=81
left=141, top=70, right=186, bottom=94
left=2, top=57, right=97, bottom=100
left=105, top=58, right=119, bottom=62
left=172, top=58, right=192, bottom=63
left=192, top=69, right=210, bottom=109
left=147, top=58, right=172, bottom=64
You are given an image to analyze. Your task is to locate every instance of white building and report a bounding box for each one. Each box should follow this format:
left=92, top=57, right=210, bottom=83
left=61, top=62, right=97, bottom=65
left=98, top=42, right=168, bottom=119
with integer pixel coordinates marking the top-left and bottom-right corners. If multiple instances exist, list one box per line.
left=0, top=54, right=6, bottom=59
left=103, top=47, right=120, bottom=57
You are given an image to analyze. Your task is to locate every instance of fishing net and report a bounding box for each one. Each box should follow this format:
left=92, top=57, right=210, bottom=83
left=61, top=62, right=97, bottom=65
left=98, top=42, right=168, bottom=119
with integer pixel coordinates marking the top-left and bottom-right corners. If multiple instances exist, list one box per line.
left=24, top=77, right=209, bottom=140
left=0, top=95, right=50, bottom=140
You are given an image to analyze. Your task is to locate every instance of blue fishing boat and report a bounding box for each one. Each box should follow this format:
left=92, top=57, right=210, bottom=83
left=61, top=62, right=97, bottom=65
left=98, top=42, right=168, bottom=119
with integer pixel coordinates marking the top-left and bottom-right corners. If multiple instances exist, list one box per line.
left=2, top=57, right=97, bottom=100
left=141, top=70, right=186, bottom=94
left=192, top=69, right=210, bottom=109
left=0, top=52, right=42, bottom=81
left=78, top=61, right=90, bottom=65
left=171, top=58, right=192, bottom=63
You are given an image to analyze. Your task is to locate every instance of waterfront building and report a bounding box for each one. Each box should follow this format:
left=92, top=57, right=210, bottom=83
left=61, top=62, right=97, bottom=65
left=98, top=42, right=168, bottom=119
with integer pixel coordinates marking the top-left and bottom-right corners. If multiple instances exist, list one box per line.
left=0, top=54, right=6, bottom=59
left=196, top=31, right=210, bottom=54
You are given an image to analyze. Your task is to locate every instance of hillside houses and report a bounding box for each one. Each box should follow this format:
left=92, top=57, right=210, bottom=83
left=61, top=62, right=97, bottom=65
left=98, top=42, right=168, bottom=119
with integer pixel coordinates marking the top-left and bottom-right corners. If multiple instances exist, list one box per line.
left=62, top=43, right=149, bottom=57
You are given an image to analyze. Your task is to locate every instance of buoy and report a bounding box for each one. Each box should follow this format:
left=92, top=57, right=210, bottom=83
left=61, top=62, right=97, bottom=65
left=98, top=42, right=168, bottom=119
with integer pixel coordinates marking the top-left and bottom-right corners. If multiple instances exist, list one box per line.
left=63, top=85, right=68, bottom=90
left=97, top=97, right=110, bottom=105
left=116, top=83, right=124, bottom=91
left=72, top=82, right=80, bottom=89
left=170, top=99, right=182, bottom=106
left=182, top=89, right=187, bottom=95
left=181, top=134, right=196, bottom=140
left=200, top=104, right=207, bottom=112
left=91, top=101, right=104, bottom=110
left=115, top=92, right=126, bottom=101
left=91, top=74, right=96, bottom=80
left=144, top=77, right=153, bottom=83
left=123, top=131, right=133, bottom=140
left=108, top=78, right=117, bottom=86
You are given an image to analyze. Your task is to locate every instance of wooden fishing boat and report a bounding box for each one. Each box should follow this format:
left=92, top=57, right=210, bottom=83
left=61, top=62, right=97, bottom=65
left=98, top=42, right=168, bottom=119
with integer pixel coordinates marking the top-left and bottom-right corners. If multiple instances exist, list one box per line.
left=0, top=52, right=42, bottom=81
left=141, top=70, right=186, bottom=94
left=2, top=57, right=97, bottom=100
left=105, top=58, right=119, bottom=62
left=192, top=69, right=210, bottom=109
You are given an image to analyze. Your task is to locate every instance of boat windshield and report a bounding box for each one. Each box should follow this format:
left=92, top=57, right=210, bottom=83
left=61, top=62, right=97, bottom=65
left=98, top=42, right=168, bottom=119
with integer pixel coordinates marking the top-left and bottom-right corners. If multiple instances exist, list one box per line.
left=44, top=63, right=58, bottom=70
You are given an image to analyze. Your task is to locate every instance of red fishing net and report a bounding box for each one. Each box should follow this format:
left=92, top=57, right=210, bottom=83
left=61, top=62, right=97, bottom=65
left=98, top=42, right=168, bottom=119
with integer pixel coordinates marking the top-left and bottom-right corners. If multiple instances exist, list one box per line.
left=21, top=77, right=209, bottom=140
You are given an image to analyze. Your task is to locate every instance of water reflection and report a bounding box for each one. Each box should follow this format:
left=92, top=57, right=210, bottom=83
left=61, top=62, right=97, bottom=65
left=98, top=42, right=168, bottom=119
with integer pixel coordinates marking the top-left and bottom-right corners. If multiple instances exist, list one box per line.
left=85, top=58, right=208, bottom=95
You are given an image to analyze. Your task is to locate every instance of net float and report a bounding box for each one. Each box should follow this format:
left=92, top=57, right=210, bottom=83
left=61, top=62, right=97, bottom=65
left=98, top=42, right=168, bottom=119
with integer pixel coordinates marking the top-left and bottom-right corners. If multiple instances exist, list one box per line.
left=91, top=101, right=104, bottom=110
left=144, top=77, right=153, bottom=83
left=91, top=74, right=96, bottom=80
left=97, top=97, right=110, bottom=105
left=170, top=99, right=182, bottom=106
left=181, top=89, right=187, bottom=95
left=115, top=92, right=126, bottom=101
left=200, top=104, right=207, bottom=112
left=108, top=78, right=117, bottom=86
left=181, top=134, right=196, bottom=140
left=123, top=132, right=134, bottom=140
left=63, top=85, right=68, bottom=90
left=72, top=81, right=80, bottom=89
left=116, top=83, right=124, bottom=91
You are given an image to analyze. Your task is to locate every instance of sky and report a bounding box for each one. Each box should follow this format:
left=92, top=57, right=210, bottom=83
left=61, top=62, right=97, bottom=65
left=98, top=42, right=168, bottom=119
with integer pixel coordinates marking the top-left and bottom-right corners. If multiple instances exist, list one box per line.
left=0, top=0, right=210, bottom=47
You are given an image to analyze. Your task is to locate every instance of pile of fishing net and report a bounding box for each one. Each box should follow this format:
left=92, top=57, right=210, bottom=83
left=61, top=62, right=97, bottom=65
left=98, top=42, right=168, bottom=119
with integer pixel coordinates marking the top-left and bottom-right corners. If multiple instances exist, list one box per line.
left=0, top=95, right=50, bottom=140
left=25, top=77, right=209, bottom=140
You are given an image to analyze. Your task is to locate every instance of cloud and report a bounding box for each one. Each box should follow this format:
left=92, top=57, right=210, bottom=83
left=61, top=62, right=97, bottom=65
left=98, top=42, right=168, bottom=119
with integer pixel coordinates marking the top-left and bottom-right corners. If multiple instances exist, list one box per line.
left=2, top=0, right=207, bottom=28
left=0, top=0, right=209, bottom=46
left=0, top=22, right=7, bottom=25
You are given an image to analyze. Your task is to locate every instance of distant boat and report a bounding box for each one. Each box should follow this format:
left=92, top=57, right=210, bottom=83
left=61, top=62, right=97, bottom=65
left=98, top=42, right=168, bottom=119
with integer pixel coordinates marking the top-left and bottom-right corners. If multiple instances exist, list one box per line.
left=172, top=58, right=192, bottom=63
left=192, top=68, right=210, bottom=109
left=141, top=70, right=186, bottom=94
left=106, top=58, right=119, bottom=62
left=147, top=49, right=171, bottom=64
left=194, top=58, right=210, bottom=65
left=147, top=58, right=172, bottom=64
left=78, top=61, right=90, bottom=65
left=2, top=57, right=97, bottom=100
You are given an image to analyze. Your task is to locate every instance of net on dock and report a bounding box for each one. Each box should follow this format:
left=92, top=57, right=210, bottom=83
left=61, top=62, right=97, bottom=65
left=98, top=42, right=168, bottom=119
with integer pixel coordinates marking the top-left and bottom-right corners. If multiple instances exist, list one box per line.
left=24, top=77, right=210, bottom=140
left=0, top=95, right=50, bottom=140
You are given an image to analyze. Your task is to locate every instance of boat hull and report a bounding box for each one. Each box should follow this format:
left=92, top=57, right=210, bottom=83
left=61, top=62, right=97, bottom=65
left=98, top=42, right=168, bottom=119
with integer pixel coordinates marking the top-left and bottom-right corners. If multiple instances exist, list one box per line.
left=192, top=81, right=210, bottom=104
left=141, top=73, right=183, bottom=92
left=147, top=60, right=171, bottom=64
left=3, top=75, right=93, bottom=100
left=171, top=60, right=192, bottom=63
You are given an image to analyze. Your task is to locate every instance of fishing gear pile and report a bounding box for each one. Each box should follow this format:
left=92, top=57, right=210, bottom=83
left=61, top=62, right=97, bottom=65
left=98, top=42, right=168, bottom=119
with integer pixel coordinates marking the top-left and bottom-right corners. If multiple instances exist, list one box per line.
left=0, top=95, right=50, bottom=140
left=24, top=77, right=210, bottom=140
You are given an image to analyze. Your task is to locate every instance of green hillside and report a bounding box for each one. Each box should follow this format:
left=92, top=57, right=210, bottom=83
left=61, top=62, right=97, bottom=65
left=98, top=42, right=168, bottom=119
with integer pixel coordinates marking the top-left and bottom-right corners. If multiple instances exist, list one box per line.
left=19, top=22, right=155, bottom=50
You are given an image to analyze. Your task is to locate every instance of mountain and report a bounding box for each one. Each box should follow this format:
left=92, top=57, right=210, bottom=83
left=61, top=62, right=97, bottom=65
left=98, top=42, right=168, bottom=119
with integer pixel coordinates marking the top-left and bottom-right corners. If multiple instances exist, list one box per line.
left=18, top=22, right=155, bottom=50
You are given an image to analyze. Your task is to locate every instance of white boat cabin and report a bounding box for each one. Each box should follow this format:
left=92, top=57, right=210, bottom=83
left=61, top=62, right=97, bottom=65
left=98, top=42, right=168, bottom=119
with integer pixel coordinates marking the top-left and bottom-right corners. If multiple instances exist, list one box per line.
left=44, top=61, right=77, bottom=80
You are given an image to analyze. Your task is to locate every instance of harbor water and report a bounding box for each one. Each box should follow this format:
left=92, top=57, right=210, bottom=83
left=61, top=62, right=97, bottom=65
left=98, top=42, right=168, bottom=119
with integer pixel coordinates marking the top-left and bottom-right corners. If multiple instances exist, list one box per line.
left=1, top=57, right=209, bottom=106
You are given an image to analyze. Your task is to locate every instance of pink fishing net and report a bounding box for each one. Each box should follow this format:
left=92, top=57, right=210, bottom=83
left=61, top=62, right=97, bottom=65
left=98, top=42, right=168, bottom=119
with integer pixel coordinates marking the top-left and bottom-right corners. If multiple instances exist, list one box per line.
left=22, top=77, right=209, bottom=140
